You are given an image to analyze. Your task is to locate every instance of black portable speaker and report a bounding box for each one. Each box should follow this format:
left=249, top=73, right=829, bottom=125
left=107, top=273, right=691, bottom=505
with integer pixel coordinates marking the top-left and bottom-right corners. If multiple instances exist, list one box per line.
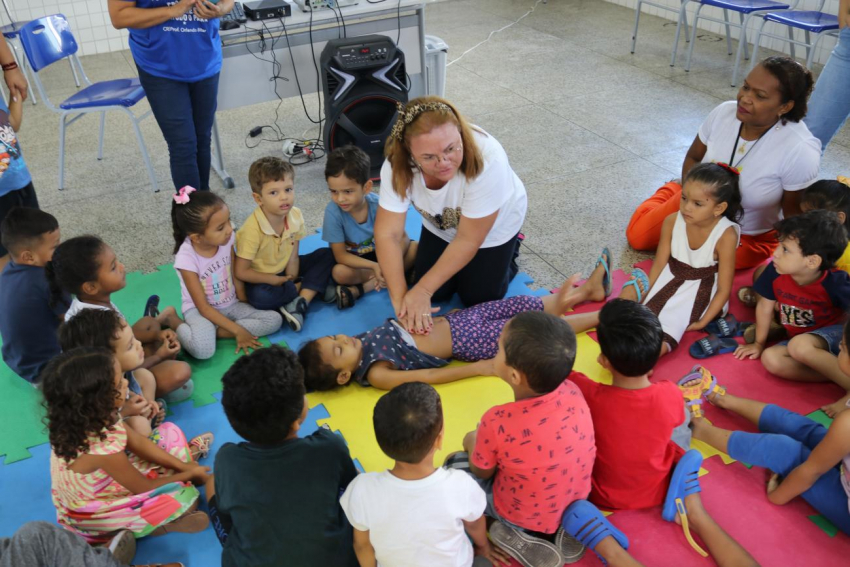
left=321, top=35, right=408, bottom=181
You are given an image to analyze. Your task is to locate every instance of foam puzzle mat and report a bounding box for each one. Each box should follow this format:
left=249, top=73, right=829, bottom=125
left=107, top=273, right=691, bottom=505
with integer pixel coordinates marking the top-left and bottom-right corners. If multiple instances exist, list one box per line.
left=1, top=215, right=848, bottom=565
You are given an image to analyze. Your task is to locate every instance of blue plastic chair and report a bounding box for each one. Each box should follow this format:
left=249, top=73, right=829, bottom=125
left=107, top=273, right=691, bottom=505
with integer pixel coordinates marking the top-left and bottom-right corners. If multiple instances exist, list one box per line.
left=750, top=2, right=839, bottom=71
left=18, top=15, right=158, bottom=192
left=681, top=0, right=794, bottom=86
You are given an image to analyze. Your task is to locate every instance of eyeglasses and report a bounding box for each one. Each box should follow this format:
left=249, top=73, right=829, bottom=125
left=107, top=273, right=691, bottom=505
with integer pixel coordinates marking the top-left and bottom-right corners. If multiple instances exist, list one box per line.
left=417, top=143, right=463, bottom=166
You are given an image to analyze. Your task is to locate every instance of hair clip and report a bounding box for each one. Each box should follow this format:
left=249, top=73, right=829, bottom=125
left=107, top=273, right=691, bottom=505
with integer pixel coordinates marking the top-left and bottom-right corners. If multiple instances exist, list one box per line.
left=838, top=175, right=850, bottom=188
left=173, top=186, right=197, bottom=205
left=715, top=162, right=740, bottom=176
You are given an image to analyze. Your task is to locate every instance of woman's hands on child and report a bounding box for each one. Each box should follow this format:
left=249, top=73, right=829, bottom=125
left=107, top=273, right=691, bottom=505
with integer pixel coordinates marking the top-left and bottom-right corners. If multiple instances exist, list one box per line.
left=474, top=541, right=512, bottom=566
left=398, top=286, right=439, bottom=335
left=234, top=327, right=262, bottom=355
left=734, top=342, right=764, bottom=360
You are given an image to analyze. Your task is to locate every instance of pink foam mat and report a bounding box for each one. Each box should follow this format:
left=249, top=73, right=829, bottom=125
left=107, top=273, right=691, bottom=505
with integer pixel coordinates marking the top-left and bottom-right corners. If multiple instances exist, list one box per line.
left=566, top=260, right=844, bottom=430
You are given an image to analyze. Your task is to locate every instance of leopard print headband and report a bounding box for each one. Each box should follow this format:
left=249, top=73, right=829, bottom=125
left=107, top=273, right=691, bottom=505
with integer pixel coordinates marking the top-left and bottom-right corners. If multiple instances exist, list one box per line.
left=389, top=101, right=454, bottom=142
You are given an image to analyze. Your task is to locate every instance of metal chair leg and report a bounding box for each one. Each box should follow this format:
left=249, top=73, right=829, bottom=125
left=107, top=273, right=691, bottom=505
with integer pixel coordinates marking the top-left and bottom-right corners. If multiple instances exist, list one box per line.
left=723, top=9, right=734, bottom=55
left=672, top=0, right=693, bottom=67
left=807, top=32, right=827, bottom=69
left=685, top=3, right=705, bottom=71
left=631, top=0, right=643, bottom=54
left=749, top=18, right=769, bottom=73
left=788, top=25, right=796, bottom=59
left=804, top=29, right=812, bottom=63
left=58, top=114, right=67, bottom=190
left=68, top=58, right=80, bottom=88
left=98, top=112, right=106, bottom=160
left=731, top=12, right=756, bottom=86
left=125, top=109, right=159, bottom=193
left=739, top=11, right=750, bottom=60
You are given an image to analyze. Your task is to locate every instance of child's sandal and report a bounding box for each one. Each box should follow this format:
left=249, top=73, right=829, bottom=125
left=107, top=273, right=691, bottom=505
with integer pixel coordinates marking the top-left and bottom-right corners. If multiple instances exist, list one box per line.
left=621, top=268, right=650, bottom=303
left=336, top=284, right=364, bottom=310
left=189, top=432, right=214, bottom=461
left=677, top=366, right=725, bottom=418
left=737, top=286, right=757, bottom=309
left=663, top=450, right=709, bottom=557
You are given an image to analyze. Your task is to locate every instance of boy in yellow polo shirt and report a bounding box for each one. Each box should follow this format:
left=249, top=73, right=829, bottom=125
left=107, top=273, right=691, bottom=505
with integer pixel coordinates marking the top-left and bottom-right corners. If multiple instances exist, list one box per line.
left=235, top=157, right=335, bottom=332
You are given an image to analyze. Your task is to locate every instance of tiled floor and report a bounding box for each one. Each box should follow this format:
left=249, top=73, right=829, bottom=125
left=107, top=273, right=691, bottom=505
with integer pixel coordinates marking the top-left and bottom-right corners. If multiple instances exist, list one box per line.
left=12, top=0, right=849, bottom=289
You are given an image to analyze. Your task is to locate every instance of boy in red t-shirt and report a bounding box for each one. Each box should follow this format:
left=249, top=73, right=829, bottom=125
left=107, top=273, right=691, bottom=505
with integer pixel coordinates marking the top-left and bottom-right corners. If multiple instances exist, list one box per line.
left=734, top=211, right=850, bottom=409
left=459, top=311, right=597, bottom=567
left=571, top=299, right=688, bottom=511
left=581, top=300, right=757, bottom=566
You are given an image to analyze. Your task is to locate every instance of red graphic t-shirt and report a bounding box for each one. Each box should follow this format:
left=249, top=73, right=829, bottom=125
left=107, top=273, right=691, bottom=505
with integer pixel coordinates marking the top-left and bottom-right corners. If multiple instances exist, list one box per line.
left=754, top=262, right=850, bottom=337
left=471, top=374, right=596, bottom=533
left=571, top=374, right=685, bottom=511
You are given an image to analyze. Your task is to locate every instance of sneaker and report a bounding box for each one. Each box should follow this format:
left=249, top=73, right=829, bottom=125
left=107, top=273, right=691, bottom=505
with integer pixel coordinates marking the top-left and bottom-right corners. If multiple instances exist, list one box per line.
left=107, top=530, right=136, bottom=564
left=489, top=521, right=563, bottom=567
left=281, top=297, right=306, bottom=332
left=555, top=527, right=586, bottom=564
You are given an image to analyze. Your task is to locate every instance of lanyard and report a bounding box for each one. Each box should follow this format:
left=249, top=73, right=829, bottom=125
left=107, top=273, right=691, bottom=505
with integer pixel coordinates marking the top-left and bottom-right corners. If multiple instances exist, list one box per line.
left=729, top=122, right=772, bottom=169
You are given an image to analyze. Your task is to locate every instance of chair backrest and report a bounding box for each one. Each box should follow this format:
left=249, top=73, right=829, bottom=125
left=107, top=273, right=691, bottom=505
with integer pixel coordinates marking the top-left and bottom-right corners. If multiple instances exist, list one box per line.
left=19, top=15, right=78, bottom=73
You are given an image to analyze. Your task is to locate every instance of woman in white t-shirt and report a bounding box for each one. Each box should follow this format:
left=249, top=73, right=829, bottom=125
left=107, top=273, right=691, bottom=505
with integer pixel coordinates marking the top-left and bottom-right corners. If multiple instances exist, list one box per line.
left=375, top=97, right=528, bottom=334
left=627, top=56, right=821, bottom=269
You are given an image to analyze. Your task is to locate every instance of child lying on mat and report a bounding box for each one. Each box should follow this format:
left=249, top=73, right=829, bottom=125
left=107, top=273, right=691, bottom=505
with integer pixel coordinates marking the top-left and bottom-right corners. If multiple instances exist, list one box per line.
left=687, top=316, right=850, bottom=538
left=298, top=274, right=584, bottom=391
left=576, top=300, right=757, bottom=567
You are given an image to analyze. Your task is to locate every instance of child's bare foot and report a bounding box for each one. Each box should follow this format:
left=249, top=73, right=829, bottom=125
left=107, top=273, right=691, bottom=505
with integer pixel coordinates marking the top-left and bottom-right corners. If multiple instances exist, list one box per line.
left=576, top=251, right=610, bottom=304
left=556, top=273, right=584, bottom=312
left=673, top=492, right=707, bottom=527
left=619, top=271, right=648, bottom=303
left=821, top=392, right=850, bottom=418
left=156, top=306, right=183, bottom=330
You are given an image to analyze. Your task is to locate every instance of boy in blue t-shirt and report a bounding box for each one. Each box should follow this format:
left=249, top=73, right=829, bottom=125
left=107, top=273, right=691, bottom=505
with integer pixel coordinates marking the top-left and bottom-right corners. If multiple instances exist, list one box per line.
left=0, top=207, right=66, bottom=384
left=322, top=145, right=417, bottom=309
left=0, top=86, right=37, bottom=274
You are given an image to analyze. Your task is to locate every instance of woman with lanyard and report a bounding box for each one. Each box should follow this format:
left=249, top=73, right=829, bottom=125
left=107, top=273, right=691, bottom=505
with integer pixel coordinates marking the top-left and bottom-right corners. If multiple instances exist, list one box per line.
left=374, top=96, right=528, bottom=335
left=627, top=56, right=821, bottom=269
left=108, top=0, right=232, bottom=192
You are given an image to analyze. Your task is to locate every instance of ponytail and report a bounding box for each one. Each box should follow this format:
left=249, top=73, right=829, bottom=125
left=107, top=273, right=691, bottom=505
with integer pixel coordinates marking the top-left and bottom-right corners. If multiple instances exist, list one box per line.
left=171, top=189, right=226, bottom=254
left=47, top=236, right=105, bottom=310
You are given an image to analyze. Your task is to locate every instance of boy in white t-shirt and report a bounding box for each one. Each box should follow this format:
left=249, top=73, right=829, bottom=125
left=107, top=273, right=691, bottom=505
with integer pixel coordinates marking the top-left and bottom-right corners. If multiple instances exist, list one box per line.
left=340, top=382, right=510, bottom=567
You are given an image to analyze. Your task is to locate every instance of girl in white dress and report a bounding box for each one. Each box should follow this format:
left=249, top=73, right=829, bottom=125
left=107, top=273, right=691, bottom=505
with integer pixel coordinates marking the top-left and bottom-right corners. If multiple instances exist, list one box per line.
left=629, top=162, right=742, bottom=354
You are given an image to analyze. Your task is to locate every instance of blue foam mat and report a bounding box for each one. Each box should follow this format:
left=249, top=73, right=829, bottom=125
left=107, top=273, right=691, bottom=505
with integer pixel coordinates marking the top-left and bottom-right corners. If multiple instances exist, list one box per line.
left=0, top=209, right=547, bottom=565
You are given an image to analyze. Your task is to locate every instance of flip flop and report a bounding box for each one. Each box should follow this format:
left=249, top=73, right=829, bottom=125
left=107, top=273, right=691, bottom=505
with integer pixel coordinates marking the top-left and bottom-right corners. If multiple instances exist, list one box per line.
left=689, top=334, right=739, bottom=359
left=622, top=268, right=650, bottom=303
left=562, top=500, right=629, bottom=565
left=596, top=247, right=613, bottom=298
left=151, top=398, right=167, bottom=428
left=677, top=366, right=726, bottom=418
left=663, top=450, right=708, bottom=557
left=704, top=314, right=748, bottom=338
left=336, top=284, right=364, bottom=310
left=189, top=432, right=214, bottom=461
left=143, top=295, right=160, bottom=319
left=743, top=320, right=786, bottom=345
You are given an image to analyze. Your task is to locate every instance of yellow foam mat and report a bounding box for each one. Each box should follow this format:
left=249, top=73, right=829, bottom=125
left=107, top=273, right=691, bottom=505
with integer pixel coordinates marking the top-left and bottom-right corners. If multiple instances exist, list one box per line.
left=308, top=331, right=611, bottom=472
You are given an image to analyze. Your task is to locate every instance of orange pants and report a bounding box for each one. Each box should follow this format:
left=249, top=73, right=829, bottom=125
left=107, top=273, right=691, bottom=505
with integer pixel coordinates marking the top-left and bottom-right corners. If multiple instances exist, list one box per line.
left=626, top=181, right=778, bottom=270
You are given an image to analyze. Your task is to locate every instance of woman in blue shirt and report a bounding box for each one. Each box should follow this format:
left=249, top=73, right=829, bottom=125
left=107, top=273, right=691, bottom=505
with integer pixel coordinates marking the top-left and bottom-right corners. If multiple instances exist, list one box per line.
left=108, top=0, right=234, bottom=191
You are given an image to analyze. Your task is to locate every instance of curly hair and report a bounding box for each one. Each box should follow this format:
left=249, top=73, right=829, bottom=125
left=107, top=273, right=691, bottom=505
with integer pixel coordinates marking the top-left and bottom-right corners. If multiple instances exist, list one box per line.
left=802, top=180, right=850, bottom=231
left=758, top=56, right=814, bottom=124
left=248, top=156, right=295, bottom=195
left=41, top=347, right=120, bottom=463
left=58, top=308, right=124, bottom=352
left=171, top=190, right=226, bottom=254
left=384, top=96, right=484, bottom=200
left=44, top=235, right=105, bottom=310
left=221, top=345, right=306, bottom=445
left=298, top=339, right=343, bottom=391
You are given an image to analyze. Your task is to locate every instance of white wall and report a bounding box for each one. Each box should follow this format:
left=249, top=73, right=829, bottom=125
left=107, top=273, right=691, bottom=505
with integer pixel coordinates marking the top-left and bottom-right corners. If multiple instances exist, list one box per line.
left=604, top=0, right=839, bottom=66
left=1, top=0, right=130, bottom=57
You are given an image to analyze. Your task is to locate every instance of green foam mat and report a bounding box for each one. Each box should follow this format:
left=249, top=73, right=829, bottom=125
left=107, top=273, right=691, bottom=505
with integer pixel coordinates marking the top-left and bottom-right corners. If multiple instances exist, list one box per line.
left=0, top=263, right=283, bottom=463
left=809, top=514, right=840, bottom=537
left=806, top=409, right=834, bottom=428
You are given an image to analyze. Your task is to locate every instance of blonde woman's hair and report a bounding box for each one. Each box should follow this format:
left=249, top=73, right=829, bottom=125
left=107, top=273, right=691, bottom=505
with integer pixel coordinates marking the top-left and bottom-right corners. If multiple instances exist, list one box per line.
left=384, top=96, right=484, bottom=199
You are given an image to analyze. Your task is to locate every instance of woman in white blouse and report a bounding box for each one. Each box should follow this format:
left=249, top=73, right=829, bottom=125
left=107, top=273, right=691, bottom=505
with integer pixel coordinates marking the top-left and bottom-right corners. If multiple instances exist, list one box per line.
left=375, top=97, right=528, bottom=334
left=627, top=56, right=821, bottom=270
